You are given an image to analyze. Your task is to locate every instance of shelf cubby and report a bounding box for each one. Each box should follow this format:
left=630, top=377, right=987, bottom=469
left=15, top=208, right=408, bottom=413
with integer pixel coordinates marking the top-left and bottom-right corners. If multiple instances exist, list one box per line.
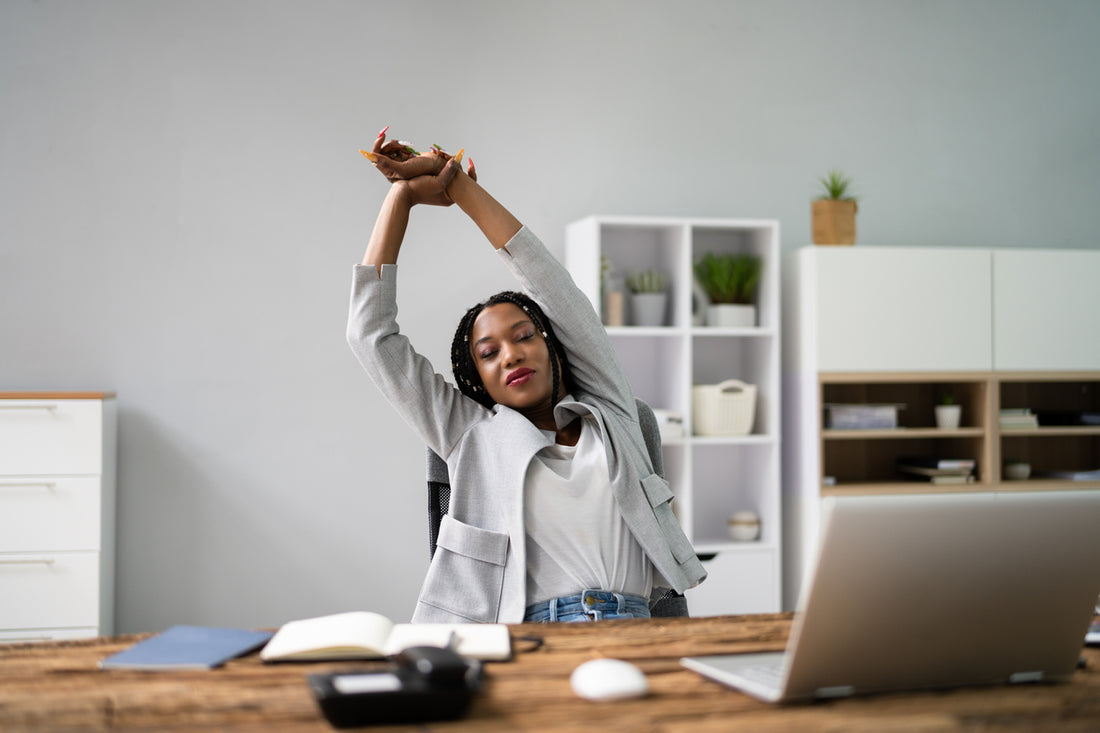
left=995, top=373, right=1100, bottom=489
left=818, top=373, right=993, bottom=494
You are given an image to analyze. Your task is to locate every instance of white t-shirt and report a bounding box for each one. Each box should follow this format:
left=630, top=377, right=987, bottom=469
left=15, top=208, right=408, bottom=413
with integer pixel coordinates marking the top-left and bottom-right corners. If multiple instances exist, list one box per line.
left=524, top=415, right=653, bottom=605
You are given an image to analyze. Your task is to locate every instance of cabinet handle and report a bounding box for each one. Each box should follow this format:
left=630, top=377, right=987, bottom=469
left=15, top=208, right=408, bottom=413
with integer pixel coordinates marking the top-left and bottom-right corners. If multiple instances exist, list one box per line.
left=0, top=404, right=58, bottom=411
left=0, top=482, right=57, bottom=490
left=0, top=558, right=57, bottom=566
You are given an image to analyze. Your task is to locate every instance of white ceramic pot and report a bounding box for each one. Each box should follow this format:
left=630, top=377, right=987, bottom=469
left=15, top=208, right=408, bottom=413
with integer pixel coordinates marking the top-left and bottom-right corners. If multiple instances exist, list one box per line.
left=706, top=304, right=755, bottom=328
left=630, top=292, right=667, bottom=327
left=727, top=511, right=761, bottom=542
left=935, top=404, right=962, bottom=430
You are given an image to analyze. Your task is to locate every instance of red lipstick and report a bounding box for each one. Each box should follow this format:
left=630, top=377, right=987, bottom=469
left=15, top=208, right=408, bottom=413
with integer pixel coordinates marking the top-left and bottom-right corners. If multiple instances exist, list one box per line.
left=506, top=368, right=535, bottom=386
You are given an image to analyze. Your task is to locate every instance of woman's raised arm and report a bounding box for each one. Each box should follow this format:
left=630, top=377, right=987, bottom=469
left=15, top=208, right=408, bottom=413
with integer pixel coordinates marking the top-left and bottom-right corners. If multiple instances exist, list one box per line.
left=445, top=164, right=523, bottom=250
left=360, top=183, right=412, bottom=275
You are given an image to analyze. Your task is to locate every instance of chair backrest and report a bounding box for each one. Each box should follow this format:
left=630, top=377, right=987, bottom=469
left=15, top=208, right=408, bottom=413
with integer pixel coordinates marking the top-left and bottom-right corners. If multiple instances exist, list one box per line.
left=425, top=397, right=689, bottom=617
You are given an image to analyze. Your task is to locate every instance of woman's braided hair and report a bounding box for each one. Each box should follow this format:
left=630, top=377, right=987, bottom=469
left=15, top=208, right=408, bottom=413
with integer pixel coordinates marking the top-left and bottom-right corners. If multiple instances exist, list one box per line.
left=450, top=291, right=574, bottom=410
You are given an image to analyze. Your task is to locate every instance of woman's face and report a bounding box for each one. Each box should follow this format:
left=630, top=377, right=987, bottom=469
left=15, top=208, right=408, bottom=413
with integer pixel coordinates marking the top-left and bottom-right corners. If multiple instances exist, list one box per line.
left=469, top=303, right=557, bottom=410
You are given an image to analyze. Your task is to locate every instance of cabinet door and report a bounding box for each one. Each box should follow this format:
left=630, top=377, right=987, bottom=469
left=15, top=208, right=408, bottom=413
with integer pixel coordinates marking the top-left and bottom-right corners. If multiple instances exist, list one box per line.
left=684, top=549, right=778, bottom=616
left=993, top=250, right=1100, bottom=370
left=806, top=248, right=993, bottom=371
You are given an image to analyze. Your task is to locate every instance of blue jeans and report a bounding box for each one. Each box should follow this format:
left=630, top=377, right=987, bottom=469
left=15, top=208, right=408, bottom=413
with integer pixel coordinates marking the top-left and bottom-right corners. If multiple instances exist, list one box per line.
left=523, top=590, right=651, bottom=623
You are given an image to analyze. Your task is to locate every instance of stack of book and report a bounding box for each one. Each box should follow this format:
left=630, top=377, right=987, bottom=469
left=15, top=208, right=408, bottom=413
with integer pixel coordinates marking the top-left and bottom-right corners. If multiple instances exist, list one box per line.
left=896, top=457, right=976, bottom=485
left=1000, top=408, right=1039, bottom=429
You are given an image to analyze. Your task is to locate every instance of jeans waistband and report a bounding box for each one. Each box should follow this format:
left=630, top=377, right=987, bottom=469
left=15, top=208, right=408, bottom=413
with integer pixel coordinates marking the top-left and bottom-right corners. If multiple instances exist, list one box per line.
left=523, top=589, right=650, bottom=622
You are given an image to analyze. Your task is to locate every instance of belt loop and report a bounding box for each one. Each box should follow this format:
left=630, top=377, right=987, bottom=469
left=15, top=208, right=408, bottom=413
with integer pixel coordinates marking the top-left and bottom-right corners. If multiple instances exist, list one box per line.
left=614, top=592, right=626, bottom=614
left=549, top=598, right=559, bottom=623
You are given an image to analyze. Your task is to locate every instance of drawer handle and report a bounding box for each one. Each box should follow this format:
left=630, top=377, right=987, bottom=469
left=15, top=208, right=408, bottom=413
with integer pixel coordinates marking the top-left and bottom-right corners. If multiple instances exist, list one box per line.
left=0, top=404, right=58, bottom=411
left=0, top=482, right=57, bottom=490
left=0, top=558, right=57, bottom=566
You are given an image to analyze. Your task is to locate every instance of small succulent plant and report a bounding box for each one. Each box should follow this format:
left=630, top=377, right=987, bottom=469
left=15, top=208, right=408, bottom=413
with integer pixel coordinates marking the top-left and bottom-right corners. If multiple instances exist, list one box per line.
left=694, top=253, right=761, bottom=305
left=817, top=169, right=857, bottom=201
left=626, top=269, right=669, bottom=294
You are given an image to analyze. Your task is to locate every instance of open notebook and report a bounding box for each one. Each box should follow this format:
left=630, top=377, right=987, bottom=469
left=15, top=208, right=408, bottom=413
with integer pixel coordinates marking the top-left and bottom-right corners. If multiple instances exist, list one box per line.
left=682, top=490, right=1100, bottom=702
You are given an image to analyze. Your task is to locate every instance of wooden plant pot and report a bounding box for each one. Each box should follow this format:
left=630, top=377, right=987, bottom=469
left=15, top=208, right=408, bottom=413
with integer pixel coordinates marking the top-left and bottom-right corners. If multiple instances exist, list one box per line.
left=811, top=199, right=858, bottom=245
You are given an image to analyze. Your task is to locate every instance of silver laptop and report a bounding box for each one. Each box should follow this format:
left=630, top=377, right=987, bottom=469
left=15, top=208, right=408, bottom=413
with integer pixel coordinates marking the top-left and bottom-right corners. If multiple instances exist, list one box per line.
left=682, top=490, right=1100, bottom=703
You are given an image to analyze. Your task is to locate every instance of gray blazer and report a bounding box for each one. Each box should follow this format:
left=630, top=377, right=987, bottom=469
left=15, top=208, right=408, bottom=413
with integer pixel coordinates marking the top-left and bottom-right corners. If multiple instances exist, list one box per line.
left=346, top=226, right=706, bottom=623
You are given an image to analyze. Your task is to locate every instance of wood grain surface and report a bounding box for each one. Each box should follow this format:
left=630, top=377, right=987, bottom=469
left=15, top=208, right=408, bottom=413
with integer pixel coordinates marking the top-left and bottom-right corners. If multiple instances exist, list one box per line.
left=2, top=614, right=1098, bottom=732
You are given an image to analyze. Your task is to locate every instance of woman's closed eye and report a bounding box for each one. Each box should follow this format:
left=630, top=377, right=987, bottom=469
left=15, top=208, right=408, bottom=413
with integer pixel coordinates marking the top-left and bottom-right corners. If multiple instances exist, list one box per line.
left=478, top=330, right=535, bottom=361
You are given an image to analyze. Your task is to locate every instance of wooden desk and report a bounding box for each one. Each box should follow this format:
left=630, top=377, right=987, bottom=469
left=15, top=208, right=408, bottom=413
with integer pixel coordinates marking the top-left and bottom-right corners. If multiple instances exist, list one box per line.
left=2, top=614, right=1099, bottom=732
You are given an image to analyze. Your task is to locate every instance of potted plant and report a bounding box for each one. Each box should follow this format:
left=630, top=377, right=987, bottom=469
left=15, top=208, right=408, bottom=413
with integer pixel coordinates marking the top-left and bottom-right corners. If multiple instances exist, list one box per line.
left=935, top=391, right=962, bottom=430
left=812, top=169, right=858, bottom=245
left=625, top=269, right=669, bottom=327
left=693, top=252, right=761, bottom=327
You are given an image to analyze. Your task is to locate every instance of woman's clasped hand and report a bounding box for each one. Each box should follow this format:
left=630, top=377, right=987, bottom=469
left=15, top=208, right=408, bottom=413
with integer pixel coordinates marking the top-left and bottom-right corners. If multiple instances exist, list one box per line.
left=359, top=127, right=476, bottom=207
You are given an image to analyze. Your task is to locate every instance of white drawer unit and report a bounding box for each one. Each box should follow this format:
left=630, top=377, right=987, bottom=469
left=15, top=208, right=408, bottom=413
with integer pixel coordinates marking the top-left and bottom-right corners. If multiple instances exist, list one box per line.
left=0, top=393, right=116, bottom=640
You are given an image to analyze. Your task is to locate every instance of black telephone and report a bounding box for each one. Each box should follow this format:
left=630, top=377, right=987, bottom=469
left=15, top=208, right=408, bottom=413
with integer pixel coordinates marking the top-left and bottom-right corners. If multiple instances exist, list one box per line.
left=307, top=645, right=483, bottom=728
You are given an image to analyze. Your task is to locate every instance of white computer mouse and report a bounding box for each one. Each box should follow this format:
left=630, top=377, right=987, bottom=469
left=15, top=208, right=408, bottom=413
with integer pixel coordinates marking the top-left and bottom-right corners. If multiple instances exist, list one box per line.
left=570, top=658, right=649, bottom=701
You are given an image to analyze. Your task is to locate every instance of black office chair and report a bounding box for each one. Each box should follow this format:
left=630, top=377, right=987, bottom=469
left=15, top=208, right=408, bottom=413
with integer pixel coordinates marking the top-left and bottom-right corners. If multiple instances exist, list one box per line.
left=426, top=398, right=689, bottom=618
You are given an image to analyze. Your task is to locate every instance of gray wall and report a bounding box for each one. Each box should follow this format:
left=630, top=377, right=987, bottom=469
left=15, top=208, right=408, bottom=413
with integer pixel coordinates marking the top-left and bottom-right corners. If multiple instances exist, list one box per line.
left=2, top=0, right=1098, bottom=631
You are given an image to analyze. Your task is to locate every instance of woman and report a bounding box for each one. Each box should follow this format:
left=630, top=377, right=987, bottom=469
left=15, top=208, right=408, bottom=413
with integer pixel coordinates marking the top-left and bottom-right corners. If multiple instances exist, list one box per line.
left=346, top=130, right=705, bottom=623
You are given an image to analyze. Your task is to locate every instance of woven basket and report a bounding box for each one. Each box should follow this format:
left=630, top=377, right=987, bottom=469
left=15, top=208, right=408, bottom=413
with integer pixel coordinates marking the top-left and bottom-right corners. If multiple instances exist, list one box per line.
left=692, top=379, right=757, bottom=436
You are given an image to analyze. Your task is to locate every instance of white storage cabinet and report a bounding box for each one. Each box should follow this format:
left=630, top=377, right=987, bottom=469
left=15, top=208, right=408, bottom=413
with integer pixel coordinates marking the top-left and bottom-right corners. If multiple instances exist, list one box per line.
left=783, top=246, right=1100, bottom=610
left=0, top=393, right=117, bottom=641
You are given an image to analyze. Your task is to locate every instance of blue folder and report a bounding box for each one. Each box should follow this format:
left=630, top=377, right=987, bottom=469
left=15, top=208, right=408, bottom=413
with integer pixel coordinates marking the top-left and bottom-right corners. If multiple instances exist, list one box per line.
left=99, top=625, right=274, bottom=670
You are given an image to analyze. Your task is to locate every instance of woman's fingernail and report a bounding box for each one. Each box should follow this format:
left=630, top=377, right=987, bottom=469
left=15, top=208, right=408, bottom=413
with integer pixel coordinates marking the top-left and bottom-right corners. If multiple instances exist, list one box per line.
left=360, top=149, right=378, bottom=162
left=377, top=126, right=389, bottom=138
left=453, top=148, right=464, bottom=164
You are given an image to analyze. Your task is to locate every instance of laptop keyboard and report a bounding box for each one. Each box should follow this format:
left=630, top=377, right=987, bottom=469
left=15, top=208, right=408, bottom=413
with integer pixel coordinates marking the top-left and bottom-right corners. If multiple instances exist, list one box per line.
left=739, top=660, right=785, bottom=687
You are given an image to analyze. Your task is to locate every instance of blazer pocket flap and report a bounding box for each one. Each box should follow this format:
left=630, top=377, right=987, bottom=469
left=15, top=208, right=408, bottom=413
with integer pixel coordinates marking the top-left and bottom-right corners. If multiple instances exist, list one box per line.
left=641, top=473, right=675, bottom=507
left=436, top=515, right=509, bottom=566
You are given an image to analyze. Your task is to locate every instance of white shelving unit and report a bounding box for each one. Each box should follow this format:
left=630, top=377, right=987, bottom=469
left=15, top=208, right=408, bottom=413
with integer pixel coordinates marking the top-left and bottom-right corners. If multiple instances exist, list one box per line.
left=566, top=216, right=781, bottom=615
